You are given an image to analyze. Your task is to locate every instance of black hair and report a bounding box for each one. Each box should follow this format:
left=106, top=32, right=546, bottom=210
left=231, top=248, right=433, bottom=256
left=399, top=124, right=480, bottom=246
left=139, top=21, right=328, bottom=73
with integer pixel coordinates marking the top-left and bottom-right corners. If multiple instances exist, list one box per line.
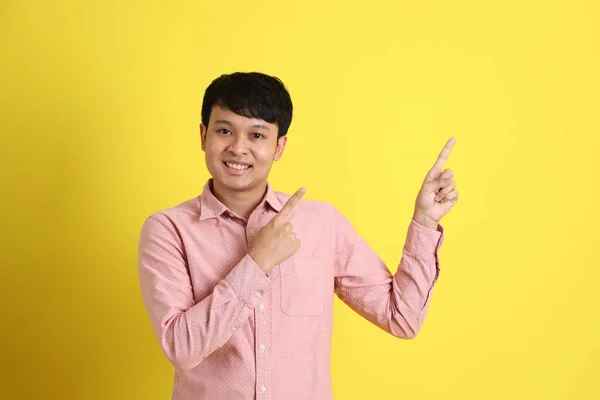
left=201, top=72, right=293, bottom=138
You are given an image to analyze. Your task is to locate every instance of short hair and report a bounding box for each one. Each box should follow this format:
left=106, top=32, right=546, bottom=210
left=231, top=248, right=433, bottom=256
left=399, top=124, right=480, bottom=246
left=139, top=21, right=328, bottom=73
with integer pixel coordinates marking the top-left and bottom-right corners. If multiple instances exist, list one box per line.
left=201, top=72, right=293, bottom=138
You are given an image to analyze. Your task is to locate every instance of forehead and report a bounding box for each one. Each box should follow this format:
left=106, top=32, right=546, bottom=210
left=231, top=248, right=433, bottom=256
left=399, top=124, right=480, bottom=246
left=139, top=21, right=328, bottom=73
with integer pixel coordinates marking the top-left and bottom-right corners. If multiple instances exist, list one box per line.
left=209, top=106, right=277, bottom=131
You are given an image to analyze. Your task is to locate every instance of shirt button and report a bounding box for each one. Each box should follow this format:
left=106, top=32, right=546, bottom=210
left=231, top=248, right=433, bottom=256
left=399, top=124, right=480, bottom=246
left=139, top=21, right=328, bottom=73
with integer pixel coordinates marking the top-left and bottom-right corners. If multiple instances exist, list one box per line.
left=255, top=291, right=262, bottom=298
left=249, top=228, right=255, bottom=234
left=231, top=326, right=237, bottom=332
left=259, top=303, right=265, bottom=311
left=260, top=344, right=266, bottom=352
left=260, top=385, right=267, bottom=392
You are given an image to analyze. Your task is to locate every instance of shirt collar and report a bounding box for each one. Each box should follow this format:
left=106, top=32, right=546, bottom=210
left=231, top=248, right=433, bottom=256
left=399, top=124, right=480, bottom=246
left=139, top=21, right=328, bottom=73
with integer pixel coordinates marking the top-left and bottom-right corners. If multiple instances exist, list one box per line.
left=199, top=179, right=283, bottom=220
left=264, top=182, right=283, bottom=212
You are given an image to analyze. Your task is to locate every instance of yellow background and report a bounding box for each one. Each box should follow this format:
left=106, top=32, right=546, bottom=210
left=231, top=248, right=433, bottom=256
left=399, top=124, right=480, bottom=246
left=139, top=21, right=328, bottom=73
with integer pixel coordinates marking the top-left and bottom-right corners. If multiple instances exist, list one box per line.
left=1, top=0, right=598, bottom=399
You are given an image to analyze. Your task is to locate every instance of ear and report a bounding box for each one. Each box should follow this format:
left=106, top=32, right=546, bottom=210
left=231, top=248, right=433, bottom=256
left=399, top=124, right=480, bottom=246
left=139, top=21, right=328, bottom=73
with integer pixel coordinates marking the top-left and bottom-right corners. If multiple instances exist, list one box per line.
left=273, top=135, right=287, bottom=161
left=200, top=124, right=207, bottom=152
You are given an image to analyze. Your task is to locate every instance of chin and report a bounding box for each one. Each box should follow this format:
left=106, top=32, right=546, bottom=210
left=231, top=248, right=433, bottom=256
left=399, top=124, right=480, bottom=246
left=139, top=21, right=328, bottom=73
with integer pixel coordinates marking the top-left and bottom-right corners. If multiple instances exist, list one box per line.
left=214, top=173, right=252, bottom=190
left=225, top=180, right=253, bottom=191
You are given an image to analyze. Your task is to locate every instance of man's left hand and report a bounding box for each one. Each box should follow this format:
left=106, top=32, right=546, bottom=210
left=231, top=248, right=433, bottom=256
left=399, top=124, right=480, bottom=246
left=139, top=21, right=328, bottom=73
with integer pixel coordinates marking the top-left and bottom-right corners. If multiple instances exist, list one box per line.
left=413, top=137, right=459, bottom=230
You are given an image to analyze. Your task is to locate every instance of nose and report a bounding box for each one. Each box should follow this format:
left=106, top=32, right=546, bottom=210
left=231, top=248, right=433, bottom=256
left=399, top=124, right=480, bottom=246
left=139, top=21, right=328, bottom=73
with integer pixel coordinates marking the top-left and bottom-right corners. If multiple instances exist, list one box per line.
left=227, top=134, right=248, bottom=155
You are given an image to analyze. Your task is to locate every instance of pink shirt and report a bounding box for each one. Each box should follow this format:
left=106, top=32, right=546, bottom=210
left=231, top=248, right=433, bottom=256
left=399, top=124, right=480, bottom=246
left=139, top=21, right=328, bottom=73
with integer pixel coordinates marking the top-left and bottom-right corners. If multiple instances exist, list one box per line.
left=138, top=179, right=444, bottom=399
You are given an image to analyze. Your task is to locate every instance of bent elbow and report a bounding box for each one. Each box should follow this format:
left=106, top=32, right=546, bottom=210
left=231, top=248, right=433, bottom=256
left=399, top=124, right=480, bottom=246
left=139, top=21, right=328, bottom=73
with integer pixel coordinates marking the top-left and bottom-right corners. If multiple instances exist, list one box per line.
left=389, top=316, right=422, bottom=339
left=159, top=326, right=205, bottom=372
left=394, top=329, right=418, bottom=340
left=162, top=341, right=205, bottom=371
left=403, top=331, right=418, bottom=340
left=168, top=354, right=201, bottom=372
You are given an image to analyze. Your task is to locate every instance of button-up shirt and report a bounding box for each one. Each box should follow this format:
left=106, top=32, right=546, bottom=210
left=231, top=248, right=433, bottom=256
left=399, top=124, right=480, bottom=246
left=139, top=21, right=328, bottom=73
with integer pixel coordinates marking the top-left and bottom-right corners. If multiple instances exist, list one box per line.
left=138, top=179, right=444, bottom=399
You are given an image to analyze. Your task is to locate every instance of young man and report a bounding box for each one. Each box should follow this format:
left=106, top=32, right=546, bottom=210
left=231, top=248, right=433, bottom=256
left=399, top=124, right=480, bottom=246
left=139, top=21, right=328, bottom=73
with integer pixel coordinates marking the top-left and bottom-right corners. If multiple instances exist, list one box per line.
left=138, top=72, right=458, bottom=399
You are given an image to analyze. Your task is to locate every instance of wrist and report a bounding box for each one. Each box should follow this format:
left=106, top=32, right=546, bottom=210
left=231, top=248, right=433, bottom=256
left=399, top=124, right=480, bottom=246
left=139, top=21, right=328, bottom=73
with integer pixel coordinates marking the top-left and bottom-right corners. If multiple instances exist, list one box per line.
left=412, top=212, right=439, bottom=230
left=248, top=251, right=271, bottom=274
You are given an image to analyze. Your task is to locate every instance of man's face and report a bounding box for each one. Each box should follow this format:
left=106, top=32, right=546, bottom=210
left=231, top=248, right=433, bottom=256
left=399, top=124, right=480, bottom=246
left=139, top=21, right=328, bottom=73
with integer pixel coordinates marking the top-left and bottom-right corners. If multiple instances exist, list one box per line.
left=200, top=105, right=287, bottom=194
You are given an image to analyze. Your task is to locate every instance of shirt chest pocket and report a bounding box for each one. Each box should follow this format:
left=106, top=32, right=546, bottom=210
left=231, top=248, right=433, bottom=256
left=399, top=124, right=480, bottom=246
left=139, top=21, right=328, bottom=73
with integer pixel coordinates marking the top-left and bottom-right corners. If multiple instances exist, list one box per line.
left=279, top=257, right=325, bottom=316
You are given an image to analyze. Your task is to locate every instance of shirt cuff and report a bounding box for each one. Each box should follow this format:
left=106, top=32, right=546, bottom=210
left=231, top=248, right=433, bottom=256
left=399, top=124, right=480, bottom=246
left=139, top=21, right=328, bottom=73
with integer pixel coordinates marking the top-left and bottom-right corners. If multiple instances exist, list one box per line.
left=406, top=218, right=445, bottom=258
left=224, top=253, right=272, bottom=308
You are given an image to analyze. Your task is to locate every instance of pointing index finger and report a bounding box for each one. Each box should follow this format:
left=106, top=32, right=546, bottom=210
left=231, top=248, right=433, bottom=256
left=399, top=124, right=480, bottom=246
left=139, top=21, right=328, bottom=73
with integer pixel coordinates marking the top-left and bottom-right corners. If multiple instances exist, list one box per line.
left=432, top=137, right=456, bottom=172
left=276, top=187, right=306, bottom=221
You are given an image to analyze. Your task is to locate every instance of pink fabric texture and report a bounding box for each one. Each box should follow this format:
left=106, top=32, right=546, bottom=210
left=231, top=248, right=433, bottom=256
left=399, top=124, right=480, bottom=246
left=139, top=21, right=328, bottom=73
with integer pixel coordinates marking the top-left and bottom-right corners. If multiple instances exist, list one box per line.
left=138, top=179, right=444, bottom=399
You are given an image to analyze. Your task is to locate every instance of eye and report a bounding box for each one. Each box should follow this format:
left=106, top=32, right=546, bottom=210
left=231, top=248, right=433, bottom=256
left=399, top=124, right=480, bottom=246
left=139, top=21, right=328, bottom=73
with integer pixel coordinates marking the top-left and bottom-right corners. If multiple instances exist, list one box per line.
left=218, top=128, right=231, bottom=135
left=252, top=133, right=264, bottom=139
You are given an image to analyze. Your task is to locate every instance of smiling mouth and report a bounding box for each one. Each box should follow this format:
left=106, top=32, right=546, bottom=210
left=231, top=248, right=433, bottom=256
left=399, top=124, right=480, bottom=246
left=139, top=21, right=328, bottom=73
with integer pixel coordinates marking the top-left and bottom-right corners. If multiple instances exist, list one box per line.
left=223, top=161, right=252, bottom=170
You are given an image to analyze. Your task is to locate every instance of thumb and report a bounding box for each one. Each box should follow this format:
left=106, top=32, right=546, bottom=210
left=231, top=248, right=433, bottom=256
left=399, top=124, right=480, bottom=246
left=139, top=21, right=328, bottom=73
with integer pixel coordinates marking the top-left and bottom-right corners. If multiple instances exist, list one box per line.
left=424, top=176, right=451, bottom=193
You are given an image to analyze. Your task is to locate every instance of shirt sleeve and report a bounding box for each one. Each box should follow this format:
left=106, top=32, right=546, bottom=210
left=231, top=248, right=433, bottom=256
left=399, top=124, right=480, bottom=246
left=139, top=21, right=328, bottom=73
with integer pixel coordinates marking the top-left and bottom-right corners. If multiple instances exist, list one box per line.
left=331, top=205, right=444, bottom=339
left=137, top=213, right=271, bottom=371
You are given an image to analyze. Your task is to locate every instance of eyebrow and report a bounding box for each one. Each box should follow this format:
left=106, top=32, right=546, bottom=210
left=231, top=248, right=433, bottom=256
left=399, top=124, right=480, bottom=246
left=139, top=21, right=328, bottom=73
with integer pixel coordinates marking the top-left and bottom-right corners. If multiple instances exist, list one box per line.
left=214, top=119, right=270, bottom=131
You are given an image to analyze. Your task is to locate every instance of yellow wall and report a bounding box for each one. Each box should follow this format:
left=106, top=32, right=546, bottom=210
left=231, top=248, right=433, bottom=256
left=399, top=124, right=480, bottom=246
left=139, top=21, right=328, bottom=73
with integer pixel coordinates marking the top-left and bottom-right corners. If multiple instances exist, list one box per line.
left=1, top=1, right=598, bottom=398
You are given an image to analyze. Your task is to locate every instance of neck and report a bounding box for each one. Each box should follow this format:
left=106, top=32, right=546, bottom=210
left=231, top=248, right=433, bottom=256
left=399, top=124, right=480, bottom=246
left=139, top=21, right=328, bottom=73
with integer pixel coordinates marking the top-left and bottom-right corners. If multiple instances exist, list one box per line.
left=210, top=180, right=267, bottom=220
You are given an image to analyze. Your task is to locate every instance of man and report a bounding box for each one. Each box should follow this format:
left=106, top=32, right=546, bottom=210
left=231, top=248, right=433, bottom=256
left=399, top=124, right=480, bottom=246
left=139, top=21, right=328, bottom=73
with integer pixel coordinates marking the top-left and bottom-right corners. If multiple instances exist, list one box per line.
left=138, top=72, right=458, bottom=399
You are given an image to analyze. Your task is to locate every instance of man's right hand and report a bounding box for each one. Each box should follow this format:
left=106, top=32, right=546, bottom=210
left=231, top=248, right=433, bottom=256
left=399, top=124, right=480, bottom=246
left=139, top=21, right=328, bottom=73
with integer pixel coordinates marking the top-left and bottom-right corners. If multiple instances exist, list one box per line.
left=249, top=187, right=306, bottom=274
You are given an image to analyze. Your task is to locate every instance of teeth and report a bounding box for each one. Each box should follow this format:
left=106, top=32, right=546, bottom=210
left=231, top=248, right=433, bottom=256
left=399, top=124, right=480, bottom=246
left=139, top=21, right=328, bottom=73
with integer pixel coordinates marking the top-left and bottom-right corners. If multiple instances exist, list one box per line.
left=225, top=162, right=251, bottom=170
